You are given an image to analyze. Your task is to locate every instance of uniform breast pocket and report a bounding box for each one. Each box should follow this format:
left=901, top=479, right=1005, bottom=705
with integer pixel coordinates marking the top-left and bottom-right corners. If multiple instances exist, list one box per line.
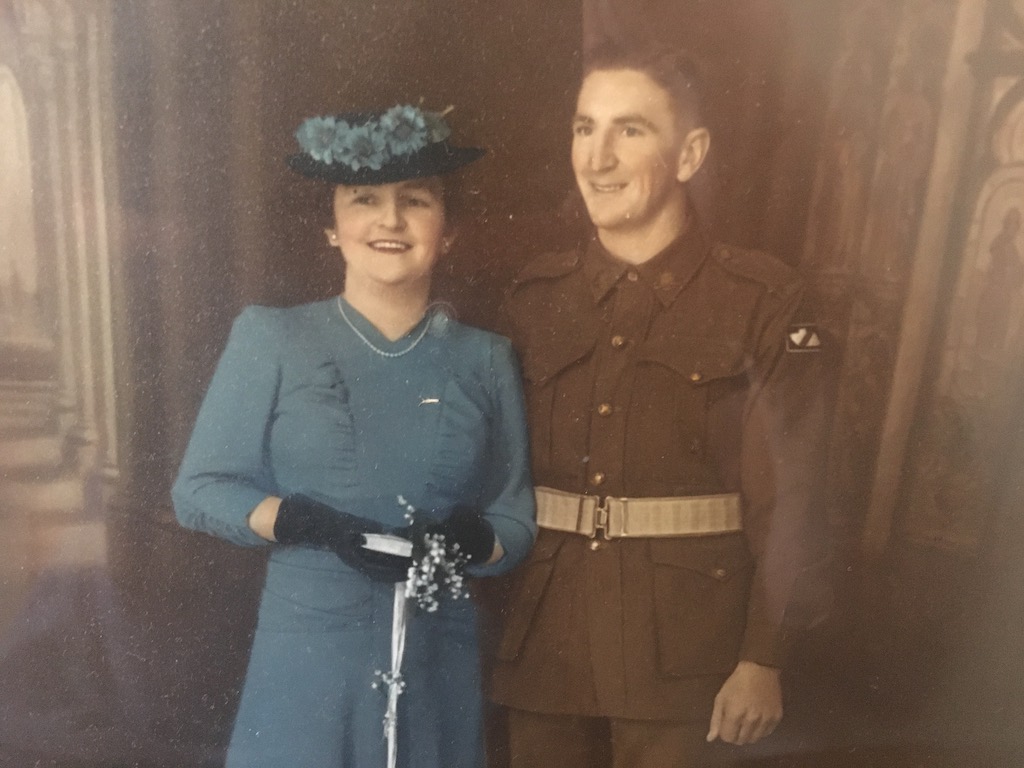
left=631, top=342, right=746, bottom=491
left=272, top=363, right=357, bottom=479
left=520, top=334, right=596, bottom=475
left=648, top=535, right=753, bottom=677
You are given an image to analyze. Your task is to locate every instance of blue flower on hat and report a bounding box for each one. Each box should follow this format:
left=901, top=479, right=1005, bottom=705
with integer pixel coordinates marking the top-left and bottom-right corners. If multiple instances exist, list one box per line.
left=380, top=105, right=429, bottom=156
left=334, top=123, right=389, bottom=171
left=295, top=116, right=346, bottom=164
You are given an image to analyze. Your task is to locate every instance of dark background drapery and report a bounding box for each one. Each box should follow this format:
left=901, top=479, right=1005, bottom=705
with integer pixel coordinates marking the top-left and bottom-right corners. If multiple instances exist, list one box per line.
left=1, top=0, right=1023, bottom=765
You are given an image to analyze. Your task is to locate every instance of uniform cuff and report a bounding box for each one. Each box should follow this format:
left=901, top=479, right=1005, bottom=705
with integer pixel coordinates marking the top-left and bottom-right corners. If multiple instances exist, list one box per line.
left=739, top=620, right=793, bottom=669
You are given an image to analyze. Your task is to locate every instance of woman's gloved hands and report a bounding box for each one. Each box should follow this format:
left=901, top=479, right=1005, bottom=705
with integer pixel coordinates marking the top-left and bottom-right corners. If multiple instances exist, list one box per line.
left=273, top=494, right=411, bottom=583
left=421, top=506, right=495, bottom=564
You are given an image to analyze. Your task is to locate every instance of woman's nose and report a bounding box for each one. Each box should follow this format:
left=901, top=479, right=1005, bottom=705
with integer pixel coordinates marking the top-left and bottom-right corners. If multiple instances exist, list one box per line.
left=379, top=198, right=406, bottom=230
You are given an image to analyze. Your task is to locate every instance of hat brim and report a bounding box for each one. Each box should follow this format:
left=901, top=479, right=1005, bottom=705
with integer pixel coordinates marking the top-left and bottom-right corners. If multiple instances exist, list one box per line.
left=287, top=142, right=484, bottom=186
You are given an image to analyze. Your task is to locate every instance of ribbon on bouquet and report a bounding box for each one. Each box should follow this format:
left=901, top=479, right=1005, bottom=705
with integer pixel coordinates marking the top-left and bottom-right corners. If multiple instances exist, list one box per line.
left=366, top=498, right=471, bottom=768
left=384, top=583, right=408, bottom=768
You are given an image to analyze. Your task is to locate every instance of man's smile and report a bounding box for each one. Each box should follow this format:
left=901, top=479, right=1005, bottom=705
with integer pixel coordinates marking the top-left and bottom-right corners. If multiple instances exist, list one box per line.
left=588, top=181, right=628, bottom=193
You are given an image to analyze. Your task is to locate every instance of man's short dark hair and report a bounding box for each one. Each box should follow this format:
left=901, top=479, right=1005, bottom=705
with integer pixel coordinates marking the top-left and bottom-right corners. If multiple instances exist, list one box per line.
left=583, top=43, right=706, bottom=129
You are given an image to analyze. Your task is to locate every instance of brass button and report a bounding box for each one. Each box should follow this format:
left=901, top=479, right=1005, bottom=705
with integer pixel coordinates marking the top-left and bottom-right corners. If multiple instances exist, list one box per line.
left=689, top=371, right=703, bottom=383
left=597, top=403, right=613, bottom=417
left=610, top=335, right=626, bottom=349
left=713, top=567, right=728, bottom=580
left=590, top=472, right=606, bottom=486
left=589, top=539, right=605, bottom=552
left=626, top=269, right=639, bottom=282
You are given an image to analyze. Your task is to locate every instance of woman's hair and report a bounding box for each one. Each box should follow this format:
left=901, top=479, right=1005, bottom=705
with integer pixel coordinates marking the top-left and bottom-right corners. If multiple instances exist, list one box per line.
left=583, top=43, right=706, bottom=130
left=439, top=173, right=464, bottom=227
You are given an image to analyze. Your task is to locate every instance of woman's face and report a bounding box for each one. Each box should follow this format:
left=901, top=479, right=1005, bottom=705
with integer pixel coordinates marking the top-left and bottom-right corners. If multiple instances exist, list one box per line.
left=327, top=178, right=447, bottom=291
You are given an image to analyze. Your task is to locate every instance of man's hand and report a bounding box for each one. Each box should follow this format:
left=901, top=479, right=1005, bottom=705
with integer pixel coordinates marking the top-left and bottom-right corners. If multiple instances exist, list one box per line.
left=706, top=660, right=782, bottom=746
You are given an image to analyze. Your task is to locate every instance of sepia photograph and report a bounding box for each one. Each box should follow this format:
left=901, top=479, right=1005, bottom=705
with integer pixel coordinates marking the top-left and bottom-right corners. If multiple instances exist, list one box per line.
left=1, top=0, right=1023, bottom=766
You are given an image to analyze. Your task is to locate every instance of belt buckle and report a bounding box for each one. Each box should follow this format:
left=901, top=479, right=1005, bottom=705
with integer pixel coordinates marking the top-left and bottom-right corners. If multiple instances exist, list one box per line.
left=593, top=496, right=611, bottom=540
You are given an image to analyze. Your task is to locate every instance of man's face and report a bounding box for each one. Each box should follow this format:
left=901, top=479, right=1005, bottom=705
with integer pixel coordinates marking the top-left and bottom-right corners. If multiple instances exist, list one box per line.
left=571, top=68, right=691, bottom=238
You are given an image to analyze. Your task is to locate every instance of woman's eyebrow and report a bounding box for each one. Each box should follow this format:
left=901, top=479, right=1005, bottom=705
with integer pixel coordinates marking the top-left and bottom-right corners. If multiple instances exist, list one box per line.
left=398, top=180, right=438, bottom=193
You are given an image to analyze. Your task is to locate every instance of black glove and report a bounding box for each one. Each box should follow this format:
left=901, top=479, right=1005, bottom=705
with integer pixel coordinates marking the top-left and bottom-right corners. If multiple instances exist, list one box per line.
left=424, top=506, right=495, bottom=564
left=274, top=494, right=411, bottom=583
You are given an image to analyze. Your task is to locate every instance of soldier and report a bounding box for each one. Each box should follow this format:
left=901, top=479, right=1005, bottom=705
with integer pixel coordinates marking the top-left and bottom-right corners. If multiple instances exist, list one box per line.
left=490, top=44, right=830, bottom=767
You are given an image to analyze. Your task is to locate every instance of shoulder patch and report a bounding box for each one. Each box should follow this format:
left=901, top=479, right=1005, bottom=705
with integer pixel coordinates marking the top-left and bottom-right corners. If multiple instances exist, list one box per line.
left=513, top=249, right=581, bottom=287
left=713, top=243, right=800, bottom=294
left=787, top=323, right=822, bottom=352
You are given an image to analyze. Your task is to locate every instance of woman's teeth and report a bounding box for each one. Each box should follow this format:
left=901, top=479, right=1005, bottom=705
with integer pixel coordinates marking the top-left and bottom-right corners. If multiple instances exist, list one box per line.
left=369, top=240, right=411, bottom=252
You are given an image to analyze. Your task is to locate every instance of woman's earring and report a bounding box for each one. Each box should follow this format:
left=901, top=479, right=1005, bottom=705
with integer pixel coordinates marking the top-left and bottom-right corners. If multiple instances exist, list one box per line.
left=326, top=230, right=338, bottom=246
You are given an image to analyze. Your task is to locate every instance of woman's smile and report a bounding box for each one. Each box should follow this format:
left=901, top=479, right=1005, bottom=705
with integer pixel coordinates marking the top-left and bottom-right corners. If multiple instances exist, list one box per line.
left=367, top=239, right=413, bottom=253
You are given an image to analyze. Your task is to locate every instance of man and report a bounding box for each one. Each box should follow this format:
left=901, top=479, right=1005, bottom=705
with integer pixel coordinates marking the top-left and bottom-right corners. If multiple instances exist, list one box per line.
left=490, top=44, right=830, bottom=767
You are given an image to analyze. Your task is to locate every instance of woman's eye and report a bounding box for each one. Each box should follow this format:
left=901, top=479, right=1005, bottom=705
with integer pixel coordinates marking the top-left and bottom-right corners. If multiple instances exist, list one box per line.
left=622, top=125, right=643, bottom=137
left=572, top=124, right=592, bottom=137
left=352, top=195, right=375, bottom=205
left=404, top=196, right=432, bottom=208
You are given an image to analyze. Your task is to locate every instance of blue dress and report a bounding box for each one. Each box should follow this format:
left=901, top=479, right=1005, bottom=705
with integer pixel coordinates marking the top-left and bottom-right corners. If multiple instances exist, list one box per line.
left=172, top=298, right=536, bottom=768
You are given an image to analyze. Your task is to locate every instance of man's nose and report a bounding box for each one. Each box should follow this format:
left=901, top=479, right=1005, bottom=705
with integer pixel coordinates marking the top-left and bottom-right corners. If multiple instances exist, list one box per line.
left=590, top=131, right=617, bottom=172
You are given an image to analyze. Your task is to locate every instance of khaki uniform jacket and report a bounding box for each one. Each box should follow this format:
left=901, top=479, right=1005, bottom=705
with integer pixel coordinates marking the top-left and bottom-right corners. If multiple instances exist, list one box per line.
left=489, top=222, right=831, bottom=721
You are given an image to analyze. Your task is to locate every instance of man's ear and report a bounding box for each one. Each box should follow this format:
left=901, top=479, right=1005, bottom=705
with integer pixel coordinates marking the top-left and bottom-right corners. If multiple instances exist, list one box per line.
left=676, top=127, right=711, bottom=184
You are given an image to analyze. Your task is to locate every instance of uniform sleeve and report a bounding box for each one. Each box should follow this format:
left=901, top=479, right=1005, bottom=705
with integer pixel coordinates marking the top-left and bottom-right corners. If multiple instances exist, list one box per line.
left=171, top=306, right=281, bottom=547
left=738, top=285, right=833, bottom=667
left=467, top=335, right=537, bottom=578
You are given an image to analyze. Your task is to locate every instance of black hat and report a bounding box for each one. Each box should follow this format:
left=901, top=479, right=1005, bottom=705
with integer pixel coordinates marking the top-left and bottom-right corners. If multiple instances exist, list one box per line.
left=286, top=105, right=484, bottom=185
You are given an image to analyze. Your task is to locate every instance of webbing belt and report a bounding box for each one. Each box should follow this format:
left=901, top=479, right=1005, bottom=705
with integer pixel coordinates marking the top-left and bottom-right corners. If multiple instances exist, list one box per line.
left=534, top=485, right=742, bottom=539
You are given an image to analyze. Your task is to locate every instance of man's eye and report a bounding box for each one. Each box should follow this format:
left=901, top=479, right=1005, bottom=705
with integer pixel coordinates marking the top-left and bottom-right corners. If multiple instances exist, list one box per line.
left=573, top=124, right=592, bottom=137
left=622, top=125, right=643, bottom=137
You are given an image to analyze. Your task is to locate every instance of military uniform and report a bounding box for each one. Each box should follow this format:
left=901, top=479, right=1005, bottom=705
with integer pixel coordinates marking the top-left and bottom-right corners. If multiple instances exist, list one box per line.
left=489, top=219, right=829, bottom=762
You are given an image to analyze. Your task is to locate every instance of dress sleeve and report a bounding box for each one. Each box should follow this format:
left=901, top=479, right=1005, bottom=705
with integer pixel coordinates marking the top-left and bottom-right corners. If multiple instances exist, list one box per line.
left=738, top=285, right=833, bottom=666
left=171, top=306, right=281, bottom=547
left=467, top=335, right=537, bottom=578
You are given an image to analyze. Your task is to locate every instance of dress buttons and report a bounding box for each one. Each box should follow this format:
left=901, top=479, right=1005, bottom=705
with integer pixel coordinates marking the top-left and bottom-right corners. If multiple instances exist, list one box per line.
left=589, top=539, right=605, bottom=552
left=626, top=269, right=639, bottom=282
left=610, top=335, right=627, bottom=349
left=597, top=403, right=613, bottom=417
left=689, top=372, right=703, bottom=383
left=590, top=472, right=606, bottom=486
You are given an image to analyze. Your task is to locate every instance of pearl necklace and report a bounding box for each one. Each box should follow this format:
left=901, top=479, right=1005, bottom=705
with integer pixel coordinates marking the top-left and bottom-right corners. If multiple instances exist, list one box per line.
left=336, top=296, right=431, bottom=358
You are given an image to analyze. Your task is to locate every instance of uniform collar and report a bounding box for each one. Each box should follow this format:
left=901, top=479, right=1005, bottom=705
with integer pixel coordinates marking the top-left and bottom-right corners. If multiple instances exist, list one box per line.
left=581, top=208, right=711, bottom=307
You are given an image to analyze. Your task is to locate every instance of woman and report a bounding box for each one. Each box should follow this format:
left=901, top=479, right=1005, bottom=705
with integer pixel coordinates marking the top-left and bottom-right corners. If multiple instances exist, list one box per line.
left=172, top=105, right=536, bottom=768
